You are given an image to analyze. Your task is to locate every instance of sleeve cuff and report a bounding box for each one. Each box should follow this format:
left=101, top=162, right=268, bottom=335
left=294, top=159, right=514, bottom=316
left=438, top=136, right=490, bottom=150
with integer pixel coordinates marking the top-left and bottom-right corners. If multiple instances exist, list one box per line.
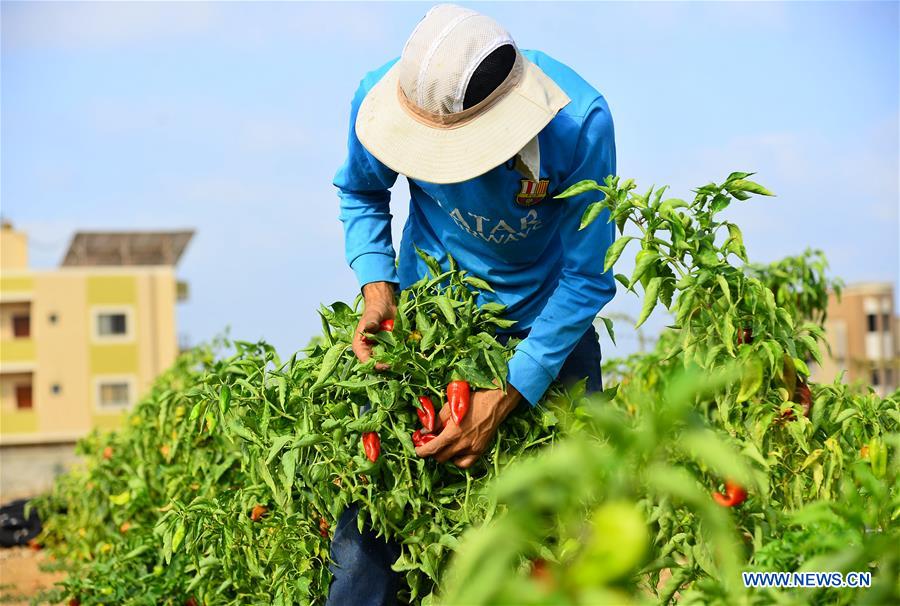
left=350, top=252, right=399, bottom=287
left=507, top=350, right=554, bottom=406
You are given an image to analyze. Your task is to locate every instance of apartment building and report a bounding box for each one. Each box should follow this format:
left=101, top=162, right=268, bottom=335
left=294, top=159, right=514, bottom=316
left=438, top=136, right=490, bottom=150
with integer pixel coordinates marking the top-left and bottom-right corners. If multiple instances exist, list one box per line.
left=813, top=282, right=899, bottom=395
left=0, top=223, right=192, bottom=446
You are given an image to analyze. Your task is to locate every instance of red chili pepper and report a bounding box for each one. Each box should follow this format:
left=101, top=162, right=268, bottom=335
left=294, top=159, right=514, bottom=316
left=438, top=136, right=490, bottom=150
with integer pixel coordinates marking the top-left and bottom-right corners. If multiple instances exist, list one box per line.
left=446, top=380, right=470, bottom=425
left=713, top=479, right=747, bottom=507
left=530, top=558, right=552, bottom=584
left=781, top=380, right=812, bottom=421
left=250, top=504, right=267, bottom=522
left=412, top=429, right=437, bottom=448
left=736, top=327, right=753, bottom=346
left=363, top=319, right=394, bottom=345
left=362, top=432, right=381, bottom=462
left=795, top=380, right=812, bottom=418
left=417, top=396, right=436, bottom=433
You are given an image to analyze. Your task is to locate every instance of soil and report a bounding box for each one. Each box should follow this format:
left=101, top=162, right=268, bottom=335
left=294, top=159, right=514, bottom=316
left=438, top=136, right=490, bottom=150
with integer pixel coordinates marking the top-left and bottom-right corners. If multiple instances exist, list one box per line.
left=0, top=546, right=66, bottom=604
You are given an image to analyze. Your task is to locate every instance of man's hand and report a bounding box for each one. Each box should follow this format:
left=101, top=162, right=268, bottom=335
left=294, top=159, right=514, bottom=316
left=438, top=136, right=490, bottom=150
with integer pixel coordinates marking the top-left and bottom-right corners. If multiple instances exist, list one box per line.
left=352, top=281, right=396, bottom=370
left=415, top=386, right=522, bottom=468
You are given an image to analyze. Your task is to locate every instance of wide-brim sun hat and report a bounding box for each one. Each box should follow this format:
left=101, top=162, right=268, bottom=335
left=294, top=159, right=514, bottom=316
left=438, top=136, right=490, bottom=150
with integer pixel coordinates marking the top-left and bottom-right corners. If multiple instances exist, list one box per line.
left=355, top=4, right=570, bottom=185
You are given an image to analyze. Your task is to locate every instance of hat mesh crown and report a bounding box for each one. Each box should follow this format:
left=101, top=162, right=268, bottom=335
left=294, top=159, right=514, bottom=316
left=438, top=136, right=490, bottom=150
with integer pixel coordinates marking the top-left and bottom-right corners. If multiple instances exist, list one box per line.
left=398, top=4, right=516, bottom=116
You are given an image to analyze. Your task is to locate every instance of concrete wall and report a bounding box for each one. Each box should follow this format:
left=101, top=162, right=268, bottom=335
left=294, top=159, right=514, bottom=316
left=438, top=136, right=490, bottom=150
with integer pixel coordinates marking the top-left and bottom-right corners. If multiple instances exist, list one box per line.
left=0, top=443, right=81, bottom=501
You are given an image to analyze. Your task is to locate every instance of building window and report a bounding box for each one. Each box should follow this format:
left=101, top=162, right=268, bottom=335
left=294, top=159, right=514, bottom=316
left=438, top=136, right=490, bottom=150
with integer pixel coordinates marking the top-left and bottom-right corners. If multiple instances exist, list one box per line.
left=866, top=314, right=878, bottom=332
left=91, top=307, right=134, bottom=341
left=885, top=368, right=895, bottom=389
left=98, top=381, right=131, bottom=409
left=97, top=313, right=128, bottom=336
left=883, top=313, right=891, bottom=333
left=12, top=315, right=30, bottom=338
left=871, top=369, right=880, bottom=386
left=15, top=384, right=33, bottom=409
left=866, top=314, right=877, bottom=333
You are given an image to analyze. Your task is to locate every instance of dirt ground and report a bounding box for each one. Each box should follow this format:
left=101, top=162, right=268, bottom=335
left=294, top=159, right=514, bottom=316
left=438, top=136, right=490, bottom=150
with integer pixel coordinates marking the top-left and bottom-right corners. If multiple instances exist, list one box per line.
left=0, top=547, right=66, bottom=605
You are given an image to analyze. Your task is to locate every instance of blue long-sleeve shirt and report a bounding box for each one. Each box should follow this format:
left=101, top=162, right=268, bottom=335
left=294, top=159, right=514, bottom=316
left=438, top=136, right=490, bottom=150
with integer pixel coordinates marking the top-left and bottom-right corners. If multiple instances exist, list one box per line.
left=334, top=49, right=616, bottom=405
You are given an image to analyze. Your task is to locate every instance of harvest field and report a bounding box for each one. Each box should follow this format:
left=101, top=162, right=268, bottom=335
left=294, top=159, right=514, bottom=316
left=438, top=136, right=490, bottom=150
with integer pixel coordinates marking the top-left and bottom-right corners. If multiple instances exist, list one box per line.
left=31, top=174, right=898, bottom=605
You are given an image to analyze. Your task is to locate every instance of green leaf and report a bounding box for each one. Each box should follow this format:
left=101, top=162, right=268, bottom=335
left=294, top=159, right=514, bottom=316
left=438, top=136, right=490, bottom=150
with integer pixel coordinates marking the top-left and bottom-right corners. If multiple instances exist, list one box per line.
left=603, top=237, right=634, bottom=272
left=598, top=316, right=616, bottom=345
left=462, top=276, right=494, bottom=292
left=109, top=490, right=131, bottom=506
left=171, top=521, right=185, bottom=554
left=555, top=179, right=603, bottom=198
left=313, top=343, right=346, bottom=388
left=436, top=296, right=457, bottom=326
left=257, top=461, right=281, bottom=504
left=715, top=274, right=732, bottom=307
left=793, top=357, right=810, bottom=377
left=658, top=198, right=688, bottom=214
left=218, top=384, right=231, bottom=415
left=726, top=179, right=775, bottom=197
left=579, top=202, right=607, bottom=230
left=420, top=323, right=439, bottom=350
left=636, top=277, right=661, bottom=328
left=710, top=193, right=731, bottom=214
left=798, top=334, right=823, bottom=366
left=737, top=359, right=763, bottom=402
left=265, top=435, right=293, bottom=465
left=630, top=251, right=659, bottom=288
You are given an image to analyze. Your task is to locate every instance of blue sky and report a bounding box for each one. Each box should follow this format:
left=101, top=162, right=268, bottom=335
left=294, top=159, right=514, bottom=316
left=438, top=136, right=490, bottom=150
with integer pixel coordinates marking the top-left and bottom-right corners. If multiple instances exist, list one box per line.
left=2, top=1, right=898, bottom=357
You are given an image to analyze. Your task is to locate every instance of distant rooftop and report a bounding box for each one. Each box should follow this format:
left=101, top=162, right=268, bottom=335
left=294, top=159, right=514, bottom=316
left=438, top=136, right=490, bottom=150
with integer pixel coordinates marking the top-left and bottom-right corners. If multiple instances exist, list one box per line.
left=61, top=230, right=194, bottom=267
left=839, top=282, right=895, bottom=295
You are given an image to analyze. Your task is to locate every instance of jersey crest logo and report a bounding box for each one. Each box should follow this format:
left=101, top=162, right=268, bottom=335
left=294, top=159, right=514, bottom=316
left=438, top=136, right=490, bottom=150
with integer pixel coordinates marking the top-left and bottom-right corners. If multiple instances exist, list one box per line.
left=515, top=179, right=550, bottom=207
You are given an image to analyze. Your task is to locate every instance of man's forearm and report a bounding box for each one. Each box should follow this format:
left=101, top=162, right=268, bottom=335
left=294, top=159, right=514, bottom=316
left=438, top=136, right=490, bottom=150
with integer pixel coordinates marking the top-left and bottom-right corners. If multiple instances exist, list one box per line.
left=362, top=280, right=397, bottom=303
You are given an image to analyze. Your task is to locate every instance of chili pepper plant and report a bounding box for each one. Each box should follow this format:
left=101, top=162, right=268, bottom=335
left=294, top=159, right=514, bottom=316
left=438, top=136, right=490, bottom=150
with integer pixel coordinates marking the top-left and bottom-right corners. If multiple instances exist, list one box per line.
left=37, top=253, right=563, bottom=605
left=34, top=173, right=898, bottom=606
left=438, top=173, right=899, bottom=605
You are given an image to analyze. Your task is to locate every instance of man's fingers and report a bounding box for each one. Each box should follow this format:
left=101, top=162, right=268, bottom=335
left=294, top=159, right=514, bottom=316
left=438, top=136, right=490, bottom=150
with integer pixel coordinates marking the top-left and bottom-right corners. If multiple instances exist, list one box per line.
left=433, top=404, right=452, bottom=432
left=352, top=309, right=385, bottom=363
left=434, top=440, right=469, bottom=463
left=351, top=324, right=373, bottom=363
left=415, top=424, right=460, bottom=459
left=352, top=341, right=372, bottom=364
left=453, top=454, right=479, bottom=468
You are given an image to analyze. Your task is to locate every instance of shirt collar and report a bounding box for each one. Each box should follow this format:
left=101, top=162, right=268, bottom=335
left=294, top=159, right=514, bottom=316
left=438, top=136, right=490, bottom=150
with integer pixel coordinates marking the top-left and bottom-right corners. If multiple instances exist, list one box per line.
left=513, top=136, right=540, bottom=181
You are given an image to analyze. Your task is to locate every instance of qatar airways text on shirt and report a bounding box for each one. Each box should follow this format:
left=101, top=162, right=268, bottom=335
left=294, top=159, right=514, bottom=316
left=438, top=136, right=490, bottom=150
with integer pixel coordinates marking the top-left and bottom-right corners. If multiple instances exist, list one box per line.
left=448, top=208, right=543, bottom=244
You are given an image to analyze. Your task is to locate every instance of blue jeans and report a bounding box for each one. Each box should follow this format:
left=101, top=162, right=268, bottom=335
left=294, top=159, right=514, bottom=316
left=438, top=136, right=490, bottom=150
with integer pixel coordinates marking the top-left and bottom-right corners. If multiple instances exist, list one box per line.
left=326, top=325, right=604, bottom=606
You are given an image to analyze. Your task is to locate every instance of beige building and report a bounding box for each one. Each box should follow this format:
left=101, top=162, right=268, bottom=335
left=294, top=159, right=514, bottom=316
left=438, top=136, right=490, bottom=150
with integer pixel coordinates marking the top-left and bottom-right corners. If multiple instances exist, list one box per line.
left=0, top=224, right=192, bottom=446
left=813, top=282, right=899, bottom=395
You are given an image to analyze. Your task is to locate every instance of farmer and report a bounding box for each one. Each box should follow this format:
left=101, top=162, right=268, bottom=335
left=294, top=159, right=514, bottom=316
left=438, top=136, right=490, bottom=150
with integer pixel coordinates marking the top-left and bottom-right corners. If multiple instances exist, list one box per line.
left=330, top=4, right=615, bottom=604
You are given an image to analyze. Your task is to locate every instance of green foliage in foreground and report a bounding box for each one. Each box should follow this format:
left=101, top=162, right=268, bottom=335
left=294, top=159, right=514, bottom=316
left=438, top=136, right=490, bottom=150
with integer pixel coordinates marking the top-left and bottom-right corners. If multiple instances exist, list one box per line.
left=36, top=174, right=898, bottom=605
